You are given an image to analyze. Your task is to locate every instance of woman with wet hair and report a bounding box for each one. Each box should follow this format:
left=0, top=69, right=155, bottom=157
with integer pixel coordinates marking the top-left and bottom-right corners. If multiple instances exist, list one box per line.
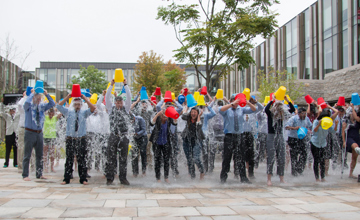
left=181, top=106, right=205, bottom=180
left=265, top=95, right=295, bottom=186
left=342, top=104, right=360, bottom=179
left=310, top=106, right=338, bottom=182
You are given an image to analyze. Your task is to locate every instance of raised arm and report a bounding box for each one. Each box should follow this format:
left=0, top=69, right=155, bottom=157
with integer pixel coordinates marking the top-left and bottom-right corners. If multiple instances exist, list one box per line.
left=105, top=80, right=114, bottom=113
left=327, top=104, right=339, bottom=120
left=24, top=93, right=35, bottom=111
left=82, top=94, right=96, bottom=113
left=350, top=103, right=360, bottom=122
left=124, top=79, right=131, bottom=113
left=265, top=101, right=273, bottom=116
left=137, top=118, right=146, bottom=136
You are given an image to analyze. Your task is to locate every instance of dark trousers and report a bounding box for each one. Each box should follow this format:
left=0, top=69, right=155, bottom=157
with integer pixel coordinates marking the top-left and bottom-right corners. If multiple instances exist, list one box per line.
left=63, top=137, right=88, bottom=184
left=4, top=132, right=17, bottom=166
left=132, top=135, right=148, bottom=175
left=183, top=139, right=204, bottom=179
left=242, top=132, right=255, bottom=177
left=154, top=143, right=171, bottom=180
left=288, top=137, right=307, bottom=176
left=220, top=134, right=248, bottom=182
left=311, top=142, right=326, bottom=180
left=22, top=130, right=43, bottom=178
left=255, top=133, right=267, bottom=167
left=170, top=133, right=180, bottom=175
left=105, top=134, right=129, bottom=181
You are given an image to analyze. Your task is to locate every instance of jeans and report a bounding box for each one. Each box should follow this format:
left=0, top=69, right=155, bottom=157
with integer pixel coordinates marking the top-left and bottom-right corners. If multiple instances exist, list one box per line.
left=220, top=134, right=248, bottom=182
left=202, top=139, right=209, bottom=173
left=266, top=133, right=286, bottom=176
left=183, top=139, right=204, bottom=179
left=154, top=143, right=171, bottom=180
left=4, top=132, right=17, bottom=167
left=288, top=137, right=307, bottom=176
left=311, top=142, right=326, bottom=180
left=242, top=132, right=255, bottom=177
left=105, top=133, right=129, bottom=182
left=63, top=137, right=88, bottom=184
left=132, top=135, right=148, bottom=175
left=22, top=130, right=44, bottom=178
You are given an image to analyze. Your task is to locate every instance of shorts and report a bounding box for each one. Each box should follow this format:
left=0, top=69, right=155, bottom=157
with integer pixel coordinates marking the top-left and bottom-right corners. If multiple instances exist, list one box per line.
left=44, top=138, right=56, bottom=146
left=346, top=137, right=360, bottom=153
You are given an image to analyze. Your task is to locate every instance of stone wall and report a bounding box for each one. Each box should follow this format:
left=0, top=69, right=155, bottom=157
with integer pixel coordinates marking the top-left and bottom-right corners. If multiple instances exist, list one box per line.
left=323, top=64, right=360, bottom=102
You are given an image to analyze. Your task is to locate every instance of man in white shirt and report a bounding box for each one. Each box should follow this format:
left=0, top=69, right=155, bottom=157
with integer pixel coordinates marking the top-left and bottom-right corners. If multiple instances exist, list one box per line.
left=16, top=92, right=27, bottom=171
left=1, top=106, right=20, bottom=168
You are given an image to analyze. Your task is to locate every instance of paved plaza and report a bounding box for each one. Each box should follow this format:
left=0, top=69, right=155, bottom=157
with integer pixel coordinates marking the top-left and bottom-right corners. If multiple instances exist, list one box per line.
left=1, top=158, right=360, bottom=220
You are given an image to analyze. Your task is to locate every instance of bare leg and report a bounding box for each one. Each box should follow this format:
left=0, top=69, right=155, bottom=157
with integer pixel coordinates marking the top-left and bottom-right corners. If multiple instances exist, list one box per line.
left=349, top=144, right=359, bottom=178
left=325, top=159, right=329, bottom=176
left=279, top=175, right=286, bottom=184
left=267, top=174, right=272, bottom=186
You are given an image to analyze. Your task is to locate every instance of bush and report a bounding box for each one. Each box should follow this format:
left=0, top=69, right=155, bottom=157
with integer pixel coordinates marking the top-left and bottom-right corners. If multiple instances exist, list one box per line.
left=0, top=141, right=14, bottom=159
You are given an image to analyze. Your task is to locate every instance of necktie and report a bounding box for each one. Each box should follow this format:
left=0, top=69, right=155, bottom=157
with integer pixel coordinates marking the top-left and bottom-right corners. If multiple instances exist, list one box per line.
left=36, top=106, right=40, bottom=125
left=233, top=109, right=239, bottom=132
left=75, top=112, right=79, bottom=132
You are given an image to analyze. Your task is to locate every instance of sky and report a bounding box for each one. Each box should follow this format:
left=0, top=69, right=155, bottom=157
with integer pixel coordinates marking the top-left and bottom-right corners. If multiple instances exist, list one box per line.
left=0, top=0, right=317, bottom=71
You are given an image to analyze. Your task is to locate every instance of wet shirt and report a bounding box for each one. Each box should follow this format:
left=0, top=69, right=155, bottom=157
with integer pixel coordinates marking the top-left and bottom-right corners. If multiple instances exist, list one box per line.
left=157, top=120, right=168, bottom=145
left=24, top=93, right=55, bottom=131
left=57, top=105, right=92, bottom=138
left=310, top=119, right=336, bottom=148
left=134, top=115, right=147, bottom=138
left=43, top=115, right=58, bottom=139
left=286, top=115, right=312, bottom=138
left=219, top=103, right=263, bottom=134
left=242, top=114, right=256, bottom=133
left=257, top=111, right=268, bottom=134
left=201, top=105, right=216, bottom=135
left=265, top=101, right=295, bottom=134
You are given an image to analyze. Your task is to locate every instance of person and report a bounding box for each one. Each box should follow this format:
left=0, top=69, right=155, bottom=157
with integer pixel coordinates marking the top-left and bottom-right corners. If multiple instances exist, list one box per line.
left=200, top=98, right=216, bottom=174
left=255, top=105, right=268, bottom=168
left=42, top=108, right=60, bottom=173
left=92, top=90, right=110, bottom=173
left=285, top=107, right=312, bottom=176
left=333, top=107, right=347, bottom=170
left=130, top=113, right=148, bottom=177
left=219, top=95, right=261, bottom=184
left=131, top=94, right=156, bottom=172
left=57, top=94, right=95, bottom=185
left=265, top=95, right=295, bottom=186
left=207, top=99, right=225, bottom=173
left=156, top=94, right=183, bottom=176
left=310, top=106, right=338, bottom=182
left=242, top=113, right=257, bottom=178
left=16, top=92, right=28, bottom=172
left=1, top=107, right=20, bottom=168
left=342, top=104, right=360, bottom=179
left=105, top=78, right=132, bottom=186
left=22, top=89, right=55, bottom=181
left=149, top=108, right=177, bottom=183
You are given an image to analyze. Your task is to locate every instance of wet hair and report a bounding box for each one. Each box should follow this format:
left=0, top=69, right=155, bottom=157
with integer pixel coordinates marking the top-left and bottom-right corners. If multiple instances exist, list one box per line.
left=141, top=100, right=147, bottom=104
left=317, top=108, right=331, bottom=120
left=309, top=103, right=316, bottom=113
left=190, top=107, right=199, bottom=114
left=187, top=107, right=200, bottom=128
left=229, top=94, right=236, bottom=103
left=298, top=107, right=306, bottom=114
left=199, top=105, right=205, bottom=109
left=337, top=107, right=345, bottom=112
left=48, top=108, right=55, bottom=113
left=217, top=100, right=224, bottom=106
left=115, top=96, right=123, bottom=102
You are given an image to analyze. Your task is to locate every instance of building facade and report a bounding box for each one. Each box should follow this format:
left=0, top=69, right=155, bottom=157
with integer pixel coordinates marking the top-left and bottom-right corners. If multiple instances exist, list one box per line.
left=34, top=61, right=209, bottom=101
left=220, top=0, right=360, bottom=104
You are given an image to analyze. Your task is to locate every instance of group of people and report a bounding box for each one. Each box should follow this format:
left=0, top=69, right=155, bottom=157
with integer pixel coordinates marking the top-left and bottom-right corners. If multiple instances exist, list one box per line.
left=1, top=78, right=360, bottom=186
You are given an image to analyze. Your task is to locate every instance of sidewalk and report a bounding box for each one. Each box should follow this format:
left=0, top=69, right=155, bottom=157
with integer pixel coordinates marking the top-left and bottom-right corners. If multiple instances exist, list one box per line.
left=0, top=158, right=360, bottom=219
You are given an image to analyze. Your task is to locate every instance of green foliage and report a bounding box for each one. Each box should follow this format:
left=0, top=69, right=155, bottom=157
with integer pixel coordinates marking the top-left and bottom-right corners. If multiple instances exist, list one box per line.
left=257, top=68, right=304, bottom=103
left=66, top=65, right=108, bottom=94
left=0, top=141, right=13, bottom=159
left=132, top=51, right=187, bottom=96
left=157, top=0, right=279, bottom=89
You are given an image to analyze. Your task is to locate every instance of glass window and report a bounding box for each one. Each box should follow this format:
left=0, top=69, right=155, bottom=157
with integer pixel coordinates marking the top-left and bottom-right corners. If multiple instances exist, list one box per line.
left=286, top=57, right=292, bottom=74
left=291, top=18, right=297, bottom=54
left=269, top=36, right=275, bottom=66
left=304, top=48, right=310, bottom=79
left=343, top=29, right=349, bottom=68
left=332, top=0, right=338, bottom=30
left=313, top=43, right=318, bottom=79
left=323, top=0, right=332, bottom=39
left=292, top=54, right=297, bottom=76
left=47, top=69, right=56, bottom=88
left=324, top=38, right=333, bottom=74
left=39, top=69, right=46, bottom=81
left=332, top=34, right=338, bottom=71
left=67, top=69, right=71, bottom=83
left=260, top=43, right=265, bottom=70
left=286, top=22, right=292, bottom=57
left=304, top=9, right=310, bottom=48
left=60, top=69, right=64, bottom=86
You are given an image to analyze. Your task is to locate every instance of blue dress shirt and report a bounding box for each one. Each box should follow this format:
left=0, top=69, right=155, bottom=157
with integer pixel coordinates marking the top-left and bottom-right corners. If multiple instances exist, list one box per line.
left=286, top=115, right=312, bottom=138
left=219, top=102, right=263, bottom=134
left=202, top=106, right=217, bottom=134
left=310, top=119, right=335, bottom=148
left=134, top=115, right=147, bottom=137
left=57, top=105, right=92, bottom=138
left=24, top=93, right=55, bottom=131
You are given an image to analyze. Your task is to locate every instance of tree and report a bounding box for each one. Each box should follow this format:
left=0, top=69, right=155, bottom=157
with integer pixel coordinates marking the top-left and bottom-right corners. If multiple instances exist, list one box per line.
left=163, top=60, right=187, bottom=94
left=257, top=68, right=304, bottom=103
left=66, top=65, right=108, bottom=94
left=0, top=33, right=33, bottom=95
left=133, top=51, right=166, bottom=95
left=157, top=0, right=278, bottom=90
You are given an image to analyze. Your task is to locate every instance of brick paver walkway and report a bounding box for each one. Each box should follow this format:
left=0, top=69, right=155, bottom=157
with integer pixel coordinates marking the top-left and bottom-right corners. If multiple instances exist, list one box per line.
left=1, top=158, right=360, bottom=219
